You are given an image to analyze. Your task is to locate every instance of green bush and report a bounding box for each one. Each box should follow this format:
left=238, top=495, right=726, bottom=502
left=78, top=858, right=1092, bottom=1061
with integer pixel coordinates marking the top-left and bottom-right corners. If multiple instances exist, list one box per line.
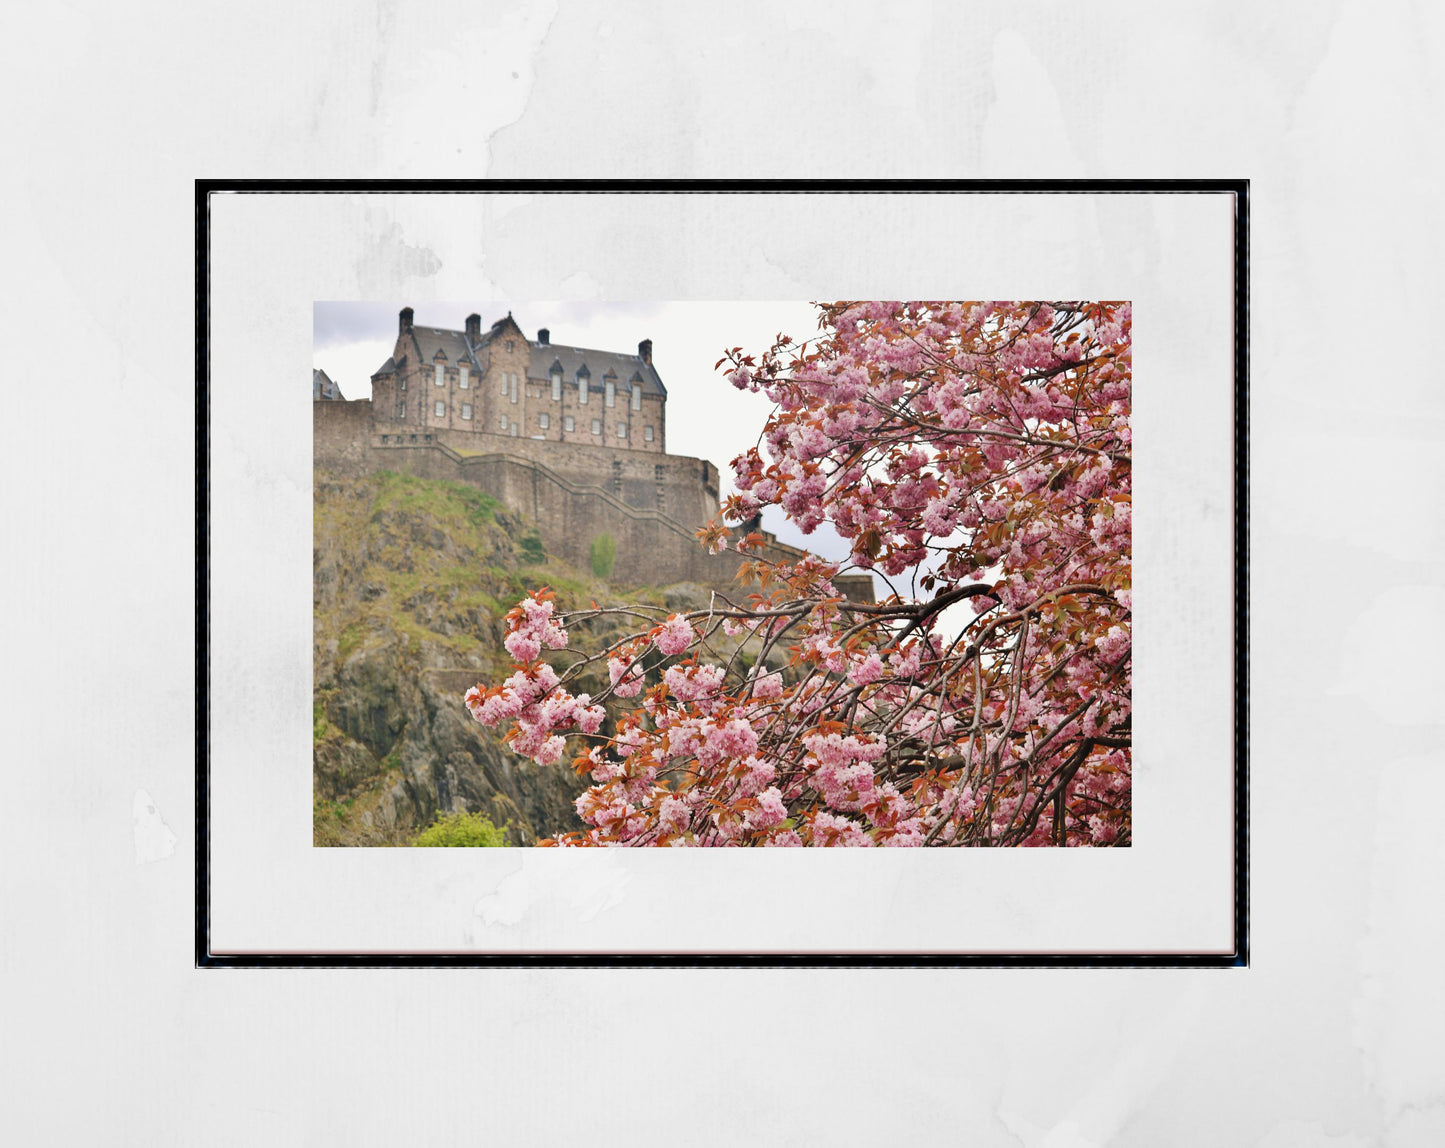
left=589, top=533, right=616, bottom=580
left=518, top=528, right=546, bottom=564
left=411, top=811, right=511, bottom=847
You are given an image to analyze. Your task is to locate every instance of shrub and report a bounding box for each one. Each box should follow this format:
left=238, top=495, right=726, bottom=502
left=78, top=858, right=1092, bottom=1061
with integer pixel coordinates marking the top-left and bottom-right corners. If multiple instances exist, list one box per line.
left=411, top=810, right=511, bottom=847
left=518, top=528, right=546, bottom=564
left=589, top=533, right=616, bottom=580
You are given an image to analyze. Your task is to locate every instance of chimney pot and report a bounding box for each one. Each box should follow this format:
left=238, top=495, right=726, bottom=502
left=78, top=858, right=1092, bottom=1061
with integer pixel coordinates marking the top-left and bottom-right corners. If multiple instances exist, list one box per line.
left=399, top=307, right=414, bottom=336
left=639, top=338, right=653, bottom=365
left=465, top=313, right=481, bottom=341
left=538, top=328, right=550, bottom=345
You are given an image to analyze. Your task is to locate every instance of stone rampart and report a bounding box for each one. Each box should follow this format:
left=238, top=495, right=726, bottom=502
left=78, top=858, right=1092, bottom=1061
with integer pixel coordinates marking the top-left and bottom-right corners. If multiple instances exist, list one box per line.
left=313, top=402, right=873, bottom=601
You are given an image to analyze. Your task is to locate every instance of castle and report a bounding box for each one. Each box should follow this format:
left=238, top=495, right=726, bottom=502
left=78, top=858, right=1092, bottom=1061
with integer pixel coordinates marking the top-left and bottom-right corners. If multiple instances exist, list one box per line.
left=313, top=308, right=872, bottom=600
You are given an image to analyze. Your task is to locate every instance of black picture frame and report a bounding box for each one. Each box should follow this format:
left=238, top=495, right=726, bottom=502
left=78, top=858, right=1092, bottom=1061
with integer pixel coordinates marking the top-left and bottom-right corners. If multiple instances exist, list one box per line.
left=196, top=178, right=1248, bottom=968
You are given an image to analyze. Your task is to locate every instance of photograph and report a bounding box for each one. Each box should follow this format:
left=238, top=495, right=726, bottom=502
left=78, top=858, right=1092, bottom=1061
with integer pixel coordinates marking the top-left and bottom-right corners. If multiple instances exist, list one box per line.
left=311, top=300, right=1133, bottom=851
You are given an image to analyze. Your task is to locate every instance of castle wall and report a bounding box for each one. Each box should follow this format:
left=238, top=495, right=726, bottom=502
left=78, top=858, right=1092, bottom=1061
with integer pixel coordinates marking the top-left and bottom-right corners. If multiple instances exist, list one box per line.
left=312, top=402, right=872, bottom=601
left=311, top=400, right=374, bottom=470
left=434, top=428, right=716, bottom=526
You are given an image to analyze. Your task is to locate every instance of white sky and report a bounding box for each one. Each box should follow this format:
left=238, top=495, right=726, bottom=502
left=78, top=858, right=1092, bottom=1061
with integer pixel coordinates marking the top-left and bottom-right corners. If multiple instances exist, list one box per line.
left=313, top=300, right=861, bottom=567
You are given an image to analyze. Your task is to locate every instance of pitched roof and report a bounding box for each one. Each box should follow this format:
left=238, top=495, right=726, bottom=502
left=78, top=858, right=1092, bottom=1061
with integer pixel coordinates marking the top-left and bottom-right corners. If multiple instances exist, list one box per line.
left=313, top=368, right=345, bottom=400
left=369, top=315, right=667, bottom=398
left=529, top=340, right=666, bottom=398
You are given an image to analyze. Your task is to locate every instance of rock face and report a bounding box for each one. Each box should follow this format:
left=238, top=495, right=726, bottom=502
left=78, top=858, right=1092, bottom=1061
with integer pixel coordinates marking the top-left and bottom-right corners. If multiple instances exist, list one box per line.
left=312, top=471, right=593, bottom=845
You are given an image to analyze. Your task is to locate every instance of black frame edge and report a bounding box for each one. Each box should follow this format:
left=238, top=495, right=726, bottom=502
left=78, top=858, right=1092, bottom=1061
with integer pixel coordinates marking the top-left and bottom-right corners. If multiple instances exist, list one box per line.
left=195, top=179, right=1249, bottom=969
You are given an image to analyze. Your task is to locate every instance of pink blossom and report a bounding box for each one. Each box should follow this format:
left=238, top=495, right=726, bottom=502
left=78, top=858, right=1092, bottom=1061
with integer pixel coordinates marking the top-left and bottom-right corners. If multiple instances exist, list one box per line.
left=654, top=614, right=695, bottom=657
left=503, top=631, right=541, bottom=663
left=848, top=652, right=884, bottom=687
left=751, top=671, right=784, bottom=699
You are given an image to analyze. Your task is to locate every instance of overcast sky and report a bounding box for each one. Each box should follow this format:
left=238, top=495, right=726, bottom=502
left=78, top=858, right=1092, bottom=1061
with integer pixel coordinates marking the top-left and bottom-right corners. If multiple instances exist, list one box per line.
left=314, top=300, right=862, bottom=569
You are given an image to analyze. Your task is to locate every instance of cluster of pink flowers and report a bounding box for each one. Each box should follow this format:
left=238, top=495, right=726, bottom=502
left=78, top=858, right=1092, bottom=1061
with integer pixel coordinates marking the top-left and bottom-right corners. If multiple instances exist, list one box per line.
left=464, top=591, right=605, bottom=766
left=608, top=654, right=644, bottom=698
left=653, top=614, right=695, bottom=657
left=502, top=596, right=568, bottom=663
left=662, top=662, right=726, bottom=708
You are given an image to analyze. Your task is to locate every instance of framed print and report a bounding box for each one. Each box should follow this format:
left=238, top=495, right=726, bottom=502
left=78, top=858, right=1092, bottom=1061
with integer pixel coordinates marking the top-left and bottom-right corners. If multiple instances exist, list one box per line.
left=198, top=180, right=1246, bottom=965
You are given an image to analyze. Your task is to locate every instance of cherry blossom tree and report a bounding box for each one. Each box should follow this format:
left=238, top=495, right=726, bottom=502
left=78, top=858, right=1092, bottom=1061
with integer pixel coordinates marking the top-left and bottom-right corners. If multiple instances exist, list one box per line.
left=465, top=301, right=1131, bottom=847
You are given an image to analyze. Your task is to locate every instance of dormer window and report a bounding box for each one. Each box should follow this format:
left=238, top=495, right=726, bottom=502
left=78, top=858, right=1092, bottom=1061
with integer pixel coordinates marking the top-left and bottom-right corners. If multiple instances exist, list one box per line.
left=435, top=363, right=445, bottom=387
left=605, top=378, right=616, bottom=408
left=550, top=362, right=563, bottom=402
left=631, top=381, right=642, bottom=411
left=459, top=364, right=469, bottom=389
left=577, top=365, right=590, bottom=404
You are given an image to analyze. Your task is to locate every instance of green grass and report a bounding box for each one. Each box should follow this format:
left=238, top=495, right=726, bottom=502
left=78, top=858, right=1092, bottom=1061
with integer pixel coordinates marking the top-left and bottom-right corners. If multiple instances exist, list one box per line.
left=372, top=471, right=501, bottom=530
left=338, top=622, right=367, bottom=660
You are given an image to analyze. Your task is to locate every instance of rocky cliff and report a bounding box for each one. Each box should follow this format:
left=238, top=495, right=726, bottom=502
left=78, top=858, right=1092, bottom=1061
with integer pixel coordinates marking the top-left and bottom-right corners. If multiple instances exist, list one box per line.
left=312, top=469, right=712, bottom=846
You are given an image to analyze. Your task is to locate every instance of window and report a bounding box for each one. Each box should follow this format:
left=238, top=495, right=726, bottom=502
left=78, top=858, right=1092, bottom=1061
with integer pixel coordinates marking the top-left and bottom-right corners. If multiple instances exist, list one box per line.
left=506, top=340, right=514, bottom=352
left=459, top=365, right=469, bottom=389
left=564, top=415, right=575, bottom=433
left=401, top=377, right=407, bottom=391
left=499, top=374, right=508, bottom=396
left=578, top=373, right=588, bottom=404
left=631, top=383, right=642, bottom=411
left=551, top=371, right=562, bottom=401
left=510, top=373, right=519, bottom=404
left=435, top=400, right=445, bottom=418
left=616, top=422, right=628, bottom=439
left=435, top=363, right=444, bottom=386
left=500, top=415, right=508, bottom=431
left=644, top=425, right=654, bottom=442
left=509, top=424, right=519, bottom=437
left=461, top=403, right=472, bottom=420
left=539, top=413, right=550, bottom=430
left=397, top=401, right=406, bottom=419
left=590, top=418, right=602, bottom=436
left=605, top=380, right=615, bottom=407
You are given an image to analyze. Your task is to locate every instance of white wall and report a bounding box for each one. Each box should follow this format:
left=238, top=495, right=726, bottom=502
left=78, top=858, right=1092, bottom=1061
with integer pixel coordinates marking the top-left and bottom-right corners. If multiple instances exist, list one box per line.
left=2, top=3, right=1442, bottom=1145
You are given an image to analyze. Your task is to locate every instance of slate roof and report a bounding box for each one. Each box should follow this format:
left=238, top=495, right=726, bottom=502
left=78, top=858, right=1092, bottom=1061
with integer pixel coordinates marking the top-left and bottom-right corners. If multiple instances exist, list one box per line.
left=370, top=316, right=667, bottom=398
left=369, top=356, right=397, bottom=379
left=412, top=325, right=485, bottom=368
left=529, top=340, right=667, bottom=398
left=313, top=368, right=345, bottom=401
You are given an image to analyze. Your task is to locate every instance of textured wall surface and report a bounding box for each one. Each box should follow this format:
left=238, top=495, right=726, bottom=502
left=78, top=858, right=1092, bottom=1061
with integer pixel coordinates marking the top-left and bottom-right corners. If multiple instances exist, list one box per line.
left=5, top=2, right=1444, bottom=1146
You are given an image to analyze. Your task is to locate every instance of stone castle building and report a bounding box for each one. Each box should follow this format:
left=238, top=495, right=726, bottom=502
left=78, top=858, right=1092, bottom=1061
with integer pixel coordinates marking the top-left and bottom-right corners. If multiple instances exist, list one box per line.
left=314, top=308, right=871, bottom=600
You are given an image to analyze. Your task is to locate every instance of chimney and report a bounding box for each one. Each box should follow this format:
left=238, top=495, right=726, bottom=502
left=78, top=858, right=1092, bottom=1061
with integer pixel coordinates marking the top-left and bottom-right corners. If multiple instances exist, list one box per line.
left=639, top=338, right=653, bottom=365
left=538, top=328, right=550, bottom=345
left=399, top=307, right=414, bottom=336
left=465, top=313, right=481, bottom=342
